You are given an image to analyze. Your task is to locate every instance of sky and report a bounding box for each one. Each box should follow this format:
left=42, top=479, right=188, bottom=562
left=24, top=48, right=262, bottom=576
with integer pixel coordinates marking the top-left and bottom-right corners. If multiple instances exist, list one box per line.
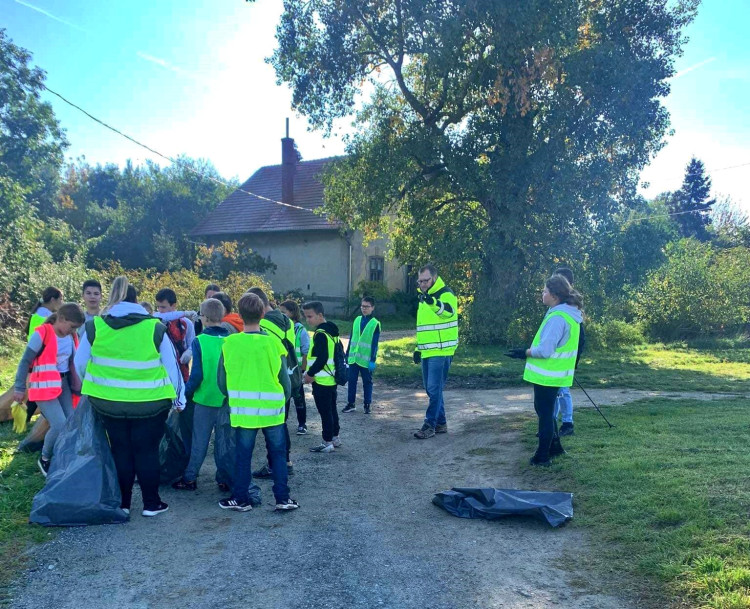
left=2, top=0, right=749, bottom=209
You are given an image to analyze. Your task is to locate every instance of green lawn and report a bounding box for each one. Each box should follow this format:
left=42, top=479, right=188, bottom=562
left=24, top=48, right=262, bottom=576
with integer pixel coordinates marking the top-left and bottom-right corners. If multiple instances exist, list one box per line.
left=0, top=343, right=50, bottom=603
left=377, top=338, right=750, bottom=393
left=520, top=398, right=750, bottom=608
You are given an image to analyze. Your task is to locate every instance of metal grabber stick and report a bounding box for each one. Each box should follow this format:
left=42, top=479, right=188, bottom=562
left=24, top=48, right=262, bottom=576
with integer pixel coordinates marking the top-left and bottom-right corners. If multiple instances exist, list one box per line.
left=574, top=377, right=615, bottom=428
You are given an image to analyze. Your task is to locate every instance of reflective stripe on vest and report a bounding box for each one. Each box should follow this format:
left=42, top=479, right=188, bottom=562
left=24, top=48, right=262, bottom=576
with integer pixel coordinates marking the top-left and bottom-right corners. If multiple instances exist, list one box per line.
left=347, top=316, right=380, bottom=368
left=81, top=317, right=176, bottom=403
left=312, top=329, right=337, bottom=386
left=416, top=276, right=458, bottom=358
left=523, top=311, right=580, bottom=388
left=223, top=332, right=286, bottom=428
left=27, top=324, right=72, bottom=402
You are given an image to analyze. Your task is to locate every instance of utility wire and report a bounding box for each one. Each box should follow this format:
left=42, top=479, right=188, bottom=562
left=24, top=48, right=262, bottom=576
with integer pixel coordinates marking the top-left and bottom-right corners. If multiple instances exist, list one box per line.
left=39, top=83, right=315, bottom=214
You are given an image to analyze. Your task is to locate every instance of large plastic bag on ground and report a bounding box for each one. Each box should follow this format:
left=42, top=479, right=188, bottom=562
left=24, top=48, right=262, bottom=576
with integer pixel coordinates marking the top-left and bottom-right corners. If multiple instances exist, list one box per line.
left=214, top=405, right=234, bottom=487
left=159, top=409, right=189, bottom=484
left=16, top=416, right=49, bottom=453
left=0, top=387, right=15, bottom=423
left=29, top=398, right=127, bottom=526
left=433, top=487, right=573, bottom=528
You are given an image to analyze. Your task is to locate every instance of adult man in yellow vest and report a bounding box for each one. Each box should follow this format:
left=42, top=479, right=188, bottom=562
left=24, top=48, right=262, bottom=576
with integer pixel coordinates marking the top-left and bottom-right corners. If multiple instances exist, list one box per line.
left=413, top=264, right=459, bottom=439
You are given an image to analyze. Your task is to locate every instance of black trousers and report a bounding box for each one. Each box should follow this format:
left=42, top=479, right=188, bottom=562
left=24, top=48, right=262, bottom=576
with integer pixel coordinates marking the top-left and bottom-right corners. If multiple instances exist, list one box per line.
left=293, top=384, right=307, bottom=427
left=101, top=410, right=169, bottom=510
left=533, top=384, right=560, bottom=461
left=312, top=383, right=339, bottom=442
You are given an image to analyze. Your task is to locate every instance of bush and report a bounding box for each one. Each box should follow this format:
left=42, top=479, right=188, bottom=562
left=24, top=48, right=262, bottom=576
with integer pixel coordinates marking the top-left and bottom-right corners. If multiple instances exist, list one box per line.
left=634, top=239, right=750, bottom=340
left=586, top=320, right=646, bottom=351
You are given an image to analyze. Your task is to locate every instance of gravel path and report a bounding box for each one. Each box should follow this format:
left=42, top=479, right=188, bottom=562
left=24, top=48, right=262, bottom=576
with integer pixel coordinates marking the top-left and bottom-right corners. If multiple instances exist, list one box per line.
left=9, top=385, right=723, bottom=609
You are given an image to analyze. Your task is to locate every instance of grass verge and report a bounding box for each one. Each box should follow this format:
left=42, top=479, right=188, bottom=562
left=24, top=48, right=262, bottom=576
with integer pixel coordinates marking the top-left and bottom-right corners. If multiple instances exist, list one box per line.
left=377, top=338, right=750, bottom=393
left=522, top=398, right=750, bottom=608
left=0, top=341, right=51, bottom=604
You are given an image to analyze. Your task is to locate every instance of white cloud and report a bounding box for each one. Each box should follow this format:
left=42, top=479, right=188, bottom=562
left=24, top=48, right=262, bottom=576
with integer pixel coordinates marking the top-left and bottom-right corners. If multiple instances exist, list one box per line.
left=670, top=57, right=717, bottom=80
left=136, top=51, right=198, bottom=81
left=14, top=0, right=86, bottom=32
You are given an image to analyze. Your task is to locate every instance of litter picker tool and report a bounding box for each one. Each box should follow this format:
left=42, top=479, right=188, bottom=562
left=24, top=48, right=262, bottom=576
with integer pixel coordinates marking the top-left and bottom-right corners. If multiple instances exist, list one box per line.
left=574, top=378, right=614, bottom=428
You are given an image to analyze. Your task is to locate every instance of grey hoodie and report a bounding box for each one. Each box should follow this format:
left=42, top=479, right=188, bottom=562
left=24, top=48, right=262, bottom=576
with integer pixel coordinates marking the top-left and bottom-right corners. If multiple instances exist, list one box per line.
left=529, top=304, right=584, bottom=360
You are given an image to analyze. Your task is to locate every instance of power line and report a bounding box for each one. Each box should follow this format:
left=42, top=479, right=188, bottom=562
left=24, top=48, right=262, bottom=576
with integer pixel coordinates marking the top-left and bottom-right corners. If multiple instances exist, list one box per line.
left=709, top=161, right=750, bottom=173
left=39, top=83, right=315, bottom=214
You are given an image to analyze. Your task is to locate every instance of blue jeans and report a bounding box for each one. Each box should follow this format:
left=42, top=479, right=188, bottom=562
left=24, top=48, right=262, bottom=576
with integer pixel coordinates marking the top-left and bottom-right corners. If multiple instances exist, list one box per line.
left=553, top=387, right=574, bottom=423
left=183, top=403, right=232, bottom=485
left=347, top=364, right=373, bottom=405
left=421, top=355, right=452, bottom=428
left=233, top=424, right=289, bottom=504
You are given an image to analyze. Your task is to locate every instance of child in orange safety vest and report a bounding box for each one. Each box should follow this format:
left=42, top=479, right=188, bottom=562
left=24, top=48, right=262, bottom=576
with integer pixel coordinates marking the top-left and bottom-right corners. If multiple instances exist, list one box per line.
left=14, top=303, right=85, bottom=477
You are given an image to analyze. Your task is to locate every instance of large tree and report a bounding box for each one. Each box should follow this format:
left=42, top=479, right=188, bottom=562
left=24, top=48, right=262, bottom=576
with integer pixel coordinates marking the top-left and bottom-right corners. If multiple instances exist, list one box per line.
left=667, top=156, right=715, bottom=241
left=270, top=0, right=697, bottom=341
left=0, top=29, right=67, bottom=214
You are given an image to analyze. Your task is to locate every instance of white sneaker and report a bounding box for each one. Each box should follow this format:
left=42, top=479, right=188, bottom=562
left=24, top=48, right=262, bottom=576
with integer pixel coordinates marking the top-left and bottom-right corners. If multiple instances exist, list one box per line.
left=332, top=436, right=342, bottom=448
left=309, top=442, right=334, bottom=453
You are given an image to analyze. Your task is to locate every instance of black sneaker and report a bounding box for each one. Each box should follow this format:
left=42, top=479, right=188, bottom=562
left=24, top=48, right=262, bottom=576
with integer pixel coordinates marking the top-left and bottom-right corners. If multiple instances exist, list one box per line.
left=529, top=455, right=552, bottom=467
left=218, top=498, right=252, bottom=512
left=559, top=423, right=575, bottom=437
left=142, top=502, right=169, bottom=517
left=172, top=478, right=197, bottom=491
left=253, top=464, right=273, bottom=479
left=342, top=403, right=356, bottom=413
left=296, top=425, right=308, bottom=435
left=363, top=404, right=371, bottom=414
left=37, top=458, right=51, bottom=478
left=275, top=498, right=299, bottom=511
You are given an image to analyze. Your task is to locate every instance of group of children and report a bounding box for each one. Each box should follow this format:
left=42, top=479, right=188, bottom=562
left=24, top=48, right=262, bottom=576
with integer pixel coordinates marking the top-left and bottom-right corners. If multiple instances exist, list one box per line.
left=14, top=278, right=383, bottom=516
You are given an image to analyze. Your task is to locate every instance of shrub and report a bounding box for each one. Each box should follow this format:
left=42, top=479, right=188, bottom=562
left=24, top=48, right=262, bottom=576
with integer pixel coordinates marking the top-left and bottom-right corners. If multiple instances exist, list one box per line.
left=586, top=320, right=646, bottom=351
left=634, top=239, right=750, bottom=340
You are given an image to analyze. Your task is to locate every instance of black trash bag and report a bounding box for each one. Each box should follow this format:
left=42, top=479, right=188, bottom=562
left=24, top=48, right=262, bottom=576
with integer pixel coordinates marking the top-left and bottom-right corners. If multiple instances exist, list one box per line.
left=433, top=487, right=573, bottom=528
left=29, top=398, right=128, bottom=526
left=159, top=409, right=189, bottom=484
left=177, top=398, right=195, bottom=457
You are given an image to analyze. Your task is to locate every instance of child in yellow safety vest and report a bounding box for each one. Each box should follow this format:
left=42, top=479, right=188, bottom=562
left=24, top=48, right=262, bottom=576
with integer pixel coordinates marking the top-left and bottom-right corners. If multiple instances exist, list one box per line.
left=342, top=296, right=380, bottom=414
left=14, top=303, right=85, bottom=476
left=171, top=298, right=233, bottom=493
left=216, top=293, right=298, bottom=512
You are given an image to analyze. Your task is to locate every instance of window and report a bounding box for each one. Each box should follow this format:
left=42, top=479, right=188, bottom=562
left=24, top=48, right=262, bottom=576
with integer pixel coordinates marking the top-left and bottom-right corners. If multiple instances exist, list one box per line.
left=369, top=256, right=384, bottom=283
left=405, top=264, right=417, bottom=294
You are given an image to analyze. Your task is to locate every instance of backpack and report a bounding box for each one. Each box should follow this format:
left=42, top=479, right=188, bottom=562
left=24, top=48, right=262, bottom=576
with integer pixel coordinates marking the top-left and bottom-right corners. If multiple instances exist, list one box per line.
left=317, top=330, right=348, bottom=386
left=166, top=319, right=189, bottom=382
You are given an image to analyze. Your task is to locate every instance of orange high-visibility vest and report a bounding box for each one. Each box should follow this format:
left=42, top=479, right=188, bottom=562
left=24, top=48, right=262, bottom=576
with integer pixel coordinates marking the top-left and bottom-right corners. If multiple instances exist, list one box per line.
left=27, top=324, right=78, bottom=402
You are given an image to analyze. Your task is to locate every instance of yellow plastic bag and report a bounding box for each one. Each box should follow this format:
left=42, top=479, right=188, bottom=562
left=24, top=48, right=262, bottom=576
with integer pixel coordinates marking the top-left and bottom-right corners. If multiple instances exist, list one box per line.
left=11, top=402, right=27, bottom=434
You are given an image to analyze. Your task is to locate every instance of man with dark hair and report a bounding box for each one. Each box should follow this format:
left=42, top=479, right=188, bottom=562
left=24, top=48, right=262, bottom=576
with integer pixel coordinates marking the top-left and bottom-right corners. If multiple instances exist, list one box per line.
left=155, top=288, right=195, bottom=381
left=343, top=296, right=380, bottom=414
left=302, top=301, right=342, bottom=453
left=413, top=264, right=458, bottom=439
left=205, top=284, right=221, bottom=299
left=552, top=267, right=584, bottom=437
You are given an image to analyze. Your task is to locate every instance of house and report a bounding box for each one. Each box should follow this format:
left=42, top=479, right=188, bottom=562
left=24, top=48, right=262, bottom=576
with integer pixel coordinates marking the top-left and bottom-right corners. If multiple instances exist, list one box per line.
left=192, top=129, right=414, bottom=313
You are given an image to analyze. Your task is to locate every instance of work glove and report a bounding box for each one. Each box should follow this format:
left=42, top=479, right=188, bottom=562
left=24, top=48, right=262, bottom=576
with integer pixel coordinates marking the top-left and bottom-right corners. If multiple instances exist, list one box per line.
left=179, top=349, right=193, bottom=364
left=503, top=348, right=527, bottom=359
left=368, top=361, right=377, bottom=372
left=184, top=310, right=200, bottom=323
left=413, top=350, right=422, bottom=364
left=173, top=399, right=185, bottom=412
left=418, top=292, right=435, bottom=306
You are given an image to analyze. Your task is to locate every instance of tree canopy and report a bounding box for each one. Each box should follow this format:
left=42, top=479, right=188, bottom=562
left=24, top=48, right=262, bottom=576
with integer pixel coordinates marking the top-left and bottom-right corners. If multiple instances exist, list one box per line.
left=270, top=0, right=699, bottom=341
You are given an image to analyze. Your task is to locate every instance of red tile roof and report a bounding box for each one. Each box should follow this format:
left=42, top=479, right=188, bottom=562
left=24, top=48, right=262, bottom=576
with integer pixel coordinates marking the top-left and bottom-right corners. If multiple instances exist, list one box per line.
left=193, top=157, right=341, bottom=236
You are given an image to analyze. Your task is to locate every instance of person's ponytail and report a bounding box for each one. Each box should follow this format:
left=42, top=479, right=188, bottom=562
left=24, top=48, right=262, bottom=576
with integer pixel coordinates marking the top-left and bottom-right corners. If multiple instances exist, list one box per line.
left=25, top=286, right=62, bottom=335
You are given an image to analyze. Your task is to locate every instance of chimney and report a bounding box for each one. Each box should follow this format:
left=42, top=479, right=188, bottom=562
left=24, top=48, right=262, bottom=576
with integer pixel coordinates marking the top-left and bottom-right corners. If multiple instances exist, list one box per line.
left=281, top=118, right=297, bottom=205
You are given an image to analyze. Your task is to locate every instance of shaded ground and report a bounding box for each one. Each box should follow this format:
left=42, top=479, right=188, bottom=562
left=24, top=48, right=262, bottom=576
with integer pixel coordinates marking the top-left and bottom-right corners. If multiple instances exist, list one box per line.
left=8, top=384, right=719, bottom=609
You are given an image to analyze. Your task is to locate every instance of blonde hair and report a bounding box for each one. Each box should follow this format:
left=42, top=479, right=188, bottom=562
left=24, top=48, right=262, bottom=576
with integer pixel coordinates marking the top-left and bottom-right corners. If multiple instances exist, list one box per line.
left=103, top=276, right=130, bottom=313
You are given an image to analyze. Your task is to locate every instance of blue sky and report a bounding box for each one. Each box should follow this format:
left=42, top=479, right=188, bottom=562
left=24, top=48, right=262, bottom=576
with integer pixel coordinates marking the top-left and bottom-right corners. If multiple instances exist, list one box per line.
left=3, top=0, right=749, bottom=209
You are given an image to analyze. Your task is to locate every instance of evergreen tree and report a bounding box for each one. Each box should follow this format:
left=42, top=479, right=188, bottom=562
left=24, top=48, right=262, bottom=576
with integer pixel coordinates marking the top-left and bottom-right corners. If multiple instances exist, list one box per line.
left=668, top=157, right=715, bottom=241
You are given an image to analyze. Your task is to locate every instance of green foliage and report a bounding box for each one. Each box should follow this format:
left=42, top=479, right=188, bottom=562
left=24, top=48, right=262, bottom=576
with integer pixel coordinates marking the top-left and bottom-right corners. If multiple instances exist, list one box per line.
left=634, top=240, right=750, bottom=340
left=270, top=0, right=698, bottom=343
left=668, top=157, right=715, bottom=241
left=0, top=29, right=67, bottom=212
left=586, top=320, right=646, bottom=351
left=194, top=240, right=276, bottom=281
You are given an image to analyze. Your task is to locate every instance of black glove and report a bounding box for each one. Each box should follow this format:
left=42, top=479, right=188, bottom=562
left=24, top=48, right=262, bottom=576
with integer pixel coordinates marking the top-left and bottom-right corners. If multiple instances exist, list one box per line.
left=413, top=350, right=422, bottom=364
left=423, top=294, right=435, bottom=306
left=503, top=348, right=527, bottom=359
left=417, top=292, right=426, bottom=303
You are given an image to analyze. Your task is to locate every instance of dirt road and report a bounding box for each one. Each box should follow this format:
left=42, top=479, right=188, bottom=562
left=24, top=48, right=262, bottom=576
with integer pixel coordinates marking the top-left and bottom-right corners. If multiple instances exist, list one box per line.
left=9, top=385, right=714, bottom=609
